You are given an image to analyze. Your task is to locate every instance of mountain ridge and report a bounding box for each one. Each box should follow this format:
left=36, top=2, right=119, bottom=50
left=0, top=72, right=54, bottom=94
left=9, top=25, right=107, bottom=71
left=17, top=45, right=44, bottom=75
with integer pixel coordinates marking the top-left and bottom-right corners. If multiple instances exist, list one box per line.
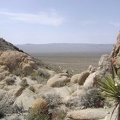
left=16, top=43, right=114, bottom=54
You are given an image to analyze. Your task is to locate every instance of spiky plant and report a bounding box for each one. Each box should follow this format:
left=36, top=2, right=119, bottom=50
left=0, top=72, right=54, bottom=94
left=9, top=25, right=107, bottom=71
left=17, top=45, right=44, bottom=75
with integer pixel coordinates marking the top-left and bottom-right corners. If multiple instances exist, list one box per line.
left=98, top=68, right=120, bottom=120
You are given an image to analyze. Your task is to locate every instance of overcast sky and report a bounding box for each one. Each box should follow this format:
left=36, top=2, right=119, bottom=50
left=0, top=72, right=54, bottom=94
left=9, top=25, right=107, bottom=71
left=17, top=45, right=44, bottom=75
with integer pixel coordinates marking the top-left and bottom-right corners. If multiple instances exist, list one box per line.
left=0, top=0, right=120, bottom=44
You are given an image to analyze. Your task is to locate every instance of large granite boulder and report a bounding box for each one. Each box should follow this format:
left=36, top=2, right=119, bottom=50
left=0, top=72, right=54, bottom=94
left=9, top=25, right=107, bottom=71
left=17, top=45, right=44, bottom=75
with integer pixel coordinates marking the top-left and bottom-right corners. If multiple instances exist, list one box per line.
left=13, top=89, right=36, bottom=110
left=83, top=72, right=97, bottom=89
left=67, top=108, right=106, bottom=120
left=47, top=73, right=70, bottom=87
left=0, top=50, right=38, bottom=74
left=71, top=71, right=90, bottom=85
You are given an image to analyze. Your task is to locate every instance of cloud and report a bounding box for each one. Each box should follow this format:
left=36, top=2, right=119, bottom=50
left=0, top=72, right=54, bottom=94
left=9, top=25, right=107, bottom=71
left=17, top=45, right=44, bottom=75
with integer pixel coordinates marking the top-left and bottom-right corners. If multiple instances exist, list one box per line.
left=109, top=21, right=120, bottom=27
left=79, top=20, right=97, bottom=26
left=0, top=9, right=64, bottom=26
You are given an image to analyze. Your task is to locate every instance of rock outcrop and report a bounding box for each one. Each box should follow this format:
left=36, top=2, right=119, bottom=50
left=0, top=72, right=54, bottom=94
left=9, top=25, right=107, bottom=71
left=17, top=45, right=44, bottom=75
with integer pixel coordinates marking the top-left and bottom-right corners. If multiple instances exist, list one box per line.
left=0, top=38, right=23, bottom=52
left=47, top=73, right=70, bottom=87
left=0, top=38, right=38, bottom=74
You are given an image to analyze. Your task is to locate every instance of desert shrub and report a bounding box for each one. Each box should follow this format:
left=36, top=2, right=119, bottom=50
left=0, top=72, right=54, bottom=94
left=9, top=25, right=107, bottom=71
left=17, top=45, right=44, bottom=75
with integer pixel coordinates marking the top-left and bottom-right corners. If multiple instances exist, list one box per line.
left=55, top=82, right=67, bottom=87
left=25, top=109, right=50, bottom=120
left=5, top=77, right=15, bottom=85
left=0, top=102, right=5, bottom=119
left=80, top=88, right=104, bottom=108
left=32, top=98, right=48, bottom=113
left=25, top=98, right=49, bottom=119
left=31, top=74, right=47, bottom=84
left=0, top=112, right=5, bottom=119
left=19, top=78, right=28, bottom=87
left=37, top=69, right=50, bottom=79
left=28, top=86, right=35, bottom=92
left=66, top=88, right=104, bottom=108
left=30, top=69, right=50, bottom=84
left=0, top=94, right=15, bottom=118
left=52, top=109, right=67, bottom=120
left=42, top=94, right=61, bottom=109
left=12, top=68, right=27, bottom=77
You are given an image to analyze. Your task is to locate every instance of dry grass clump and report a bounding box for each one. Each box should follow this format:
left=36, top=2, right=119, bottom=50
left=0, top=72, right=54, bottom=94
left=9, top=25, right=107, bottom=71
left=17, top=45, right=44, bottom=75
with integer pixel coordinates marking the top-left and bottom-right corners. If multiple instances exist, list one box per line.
left=25, top=109, right=50, bottom=120
left=30, top=69, right=50, bottom=84
left=42, top=93, right=62, bottom=109
left=32, top=98, right=48, bottom=112
left=28, top=86, right=35, bottom=92
left=25, top=98, right=49, bottom=120
left=19, top=78, right=28, bottom=87
left=66, top=88, right=104, bottom=109
left=5, top=77, right=15, bottom=85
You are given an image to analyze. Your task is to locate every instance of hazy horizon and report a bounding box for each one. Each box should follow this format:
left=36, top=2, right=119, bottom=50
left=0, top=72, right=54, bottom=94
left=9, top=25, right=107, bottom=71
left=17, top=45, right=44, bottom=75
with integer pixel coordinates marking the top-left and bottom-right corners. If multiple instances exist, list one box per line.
left=15, top=42, right=114, bottom=45
left=0, top=0, right=120, bottom=44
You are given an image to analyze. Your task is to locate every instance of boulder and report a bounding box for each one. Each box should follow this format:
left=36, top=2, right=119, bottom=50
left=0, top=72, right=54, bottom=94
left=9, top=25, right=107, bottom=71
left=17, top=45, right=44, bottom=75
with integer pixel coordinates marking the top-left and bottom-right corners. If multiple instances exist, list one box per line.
left=71, top=71, right=89, bottom=85
left=70, top=74, right=81, bottom=83
left=13, top=89, right=35, bottom=110
left=47, top=74, right=70, bottom=87
left=78, top=71, right=90, bottom=85
left=32, top=84, right=43, bottom=94
left=98, top=54, right=112, bottom=74
left=83, top=72, right=97, bottom=88
left=67, top=108, right=106, bottom=120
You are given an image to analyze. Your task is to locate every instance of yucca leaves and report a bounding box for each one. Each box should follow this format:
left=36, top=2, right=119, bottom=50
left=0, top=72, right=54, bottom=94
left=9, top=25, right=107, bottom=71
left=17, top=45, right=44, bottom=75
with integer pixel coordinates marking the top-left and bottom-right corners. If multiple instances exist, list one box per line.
left=98, top=67, right=120, bottom=120
left=98, top=72, right=120, bottom=100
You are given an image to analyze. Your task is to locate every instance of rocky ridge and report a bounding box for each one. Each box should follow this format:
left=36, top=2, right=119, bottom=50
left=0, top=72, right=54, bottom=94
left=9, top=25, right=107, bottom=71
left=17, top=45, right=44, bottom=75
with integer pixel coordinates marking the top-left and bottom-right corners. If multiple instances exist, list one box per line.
left=0, top=34, right=120, bottom=120
left=0, top=38, right=23, bottom=52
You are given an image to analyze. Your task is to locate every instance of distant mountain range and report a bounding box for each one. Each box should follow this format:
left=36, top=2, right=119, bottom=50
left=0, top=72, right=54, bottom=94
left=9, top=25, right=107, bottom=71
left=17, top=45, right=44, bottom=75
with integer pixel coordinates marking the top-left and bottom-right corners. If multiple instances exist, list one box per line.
left=16, top=43, right=114, bottom=55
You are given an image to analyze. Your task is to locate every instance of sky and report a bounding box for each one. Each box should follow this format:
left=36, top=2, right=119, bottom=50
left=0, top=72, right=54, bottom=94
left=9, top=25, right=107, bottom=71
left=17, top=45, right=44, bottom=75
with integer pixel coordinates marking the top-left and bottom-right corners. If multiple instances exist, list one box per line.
left=0, top=0, right=120, bottom=44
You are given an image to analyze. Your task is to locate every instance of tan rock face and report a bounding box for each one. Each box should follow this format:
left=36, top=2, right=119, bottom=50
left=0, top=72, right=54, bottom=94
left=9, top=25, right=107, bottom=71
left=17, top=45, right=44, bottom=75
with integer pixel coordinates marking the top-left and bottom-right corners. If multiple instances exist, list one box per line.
left=0, top=50, right=38, bottom=74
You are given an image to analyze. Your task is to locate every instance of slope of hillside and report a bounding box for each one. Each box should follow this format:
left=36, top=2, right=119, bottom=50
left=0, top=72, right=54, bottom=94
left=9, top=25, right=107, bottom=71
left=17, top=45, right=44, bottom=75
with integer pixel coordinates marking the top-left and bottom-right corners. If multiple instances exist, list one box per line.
left=0, top=38, right=23, bottom=52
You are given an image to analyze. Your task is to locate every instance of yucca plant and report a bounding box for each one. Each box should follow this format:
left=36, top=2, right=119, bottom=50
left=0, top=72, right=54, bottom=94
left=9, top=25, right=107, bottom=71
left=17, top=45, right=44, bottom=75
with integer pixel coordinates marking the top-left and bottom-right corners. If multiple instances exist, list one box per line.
left=98, top=68, right=120, bottom=120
